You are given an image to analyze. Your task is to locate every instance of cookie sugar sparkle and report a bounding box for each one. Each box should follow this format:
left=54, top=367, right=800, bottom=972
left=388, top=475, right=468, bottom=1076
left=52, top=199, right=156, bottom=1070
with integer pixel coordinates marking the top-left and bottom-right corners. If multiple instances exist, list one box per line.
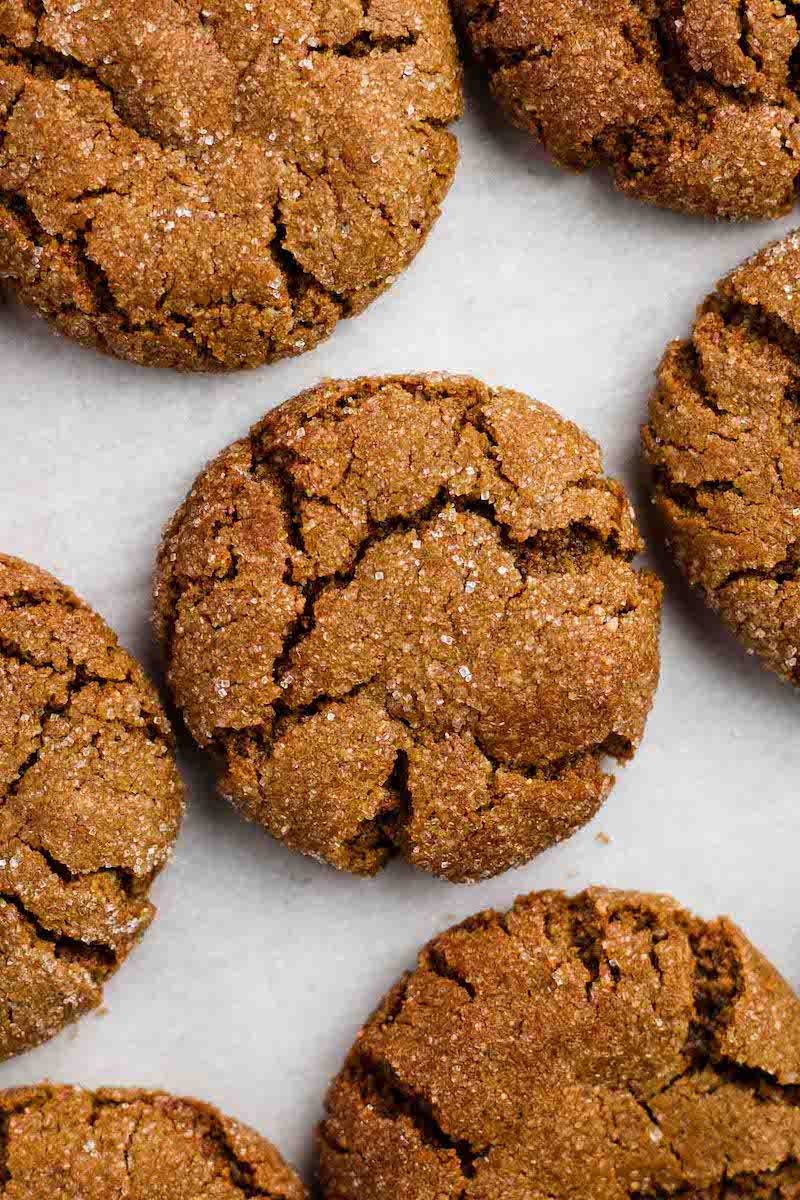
left=155, top=374, right=662, bottom=882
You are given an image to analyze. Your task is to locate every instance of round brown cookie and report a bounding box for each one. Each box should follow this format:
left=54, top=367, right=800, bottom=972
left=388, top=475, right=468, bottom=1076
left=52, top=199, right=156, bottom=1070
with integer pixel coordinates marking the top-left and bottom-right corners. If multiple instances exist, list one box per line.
left=0, top=0, right=461, bottom=371
left=643, top=232, right=800, bottom=685
left=0, top=1083, right=305, bottom=1198
left=155, top=374, right=662, bottom=882
left=0, top=554, right=183, bottom=1061
left=454, top=0, right=800, bottom=219
left=319, top=887, right=800, bottom=1199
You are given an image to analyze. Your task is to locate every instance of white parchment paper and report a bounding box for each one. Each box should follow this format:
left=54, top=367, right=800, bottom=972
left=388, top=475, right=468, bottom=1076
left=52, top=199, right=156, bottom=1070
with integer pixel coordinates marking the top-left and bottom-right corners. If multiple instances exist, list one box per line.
left=1, top=75, right=798, bottom=1184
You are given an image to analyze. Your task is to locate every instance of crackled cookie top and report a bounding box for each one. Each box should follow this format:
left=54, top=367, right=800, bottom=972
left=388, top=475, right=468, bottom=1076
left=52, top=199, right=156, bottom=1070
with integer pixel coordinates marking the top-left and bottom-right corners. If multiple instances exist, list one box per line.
left=319, top=888, right=800, bottom=1199
left=0, top=1085, right=305, bottom=1198
left=0, top=0, right=461, bottom=371
left=455, top=0, right=800, bottom=219
left=155, top=374, right=661, bottom=882
left=644, top=231, right=800, bottom=685
left=0, top=555, right=183, bottom=1061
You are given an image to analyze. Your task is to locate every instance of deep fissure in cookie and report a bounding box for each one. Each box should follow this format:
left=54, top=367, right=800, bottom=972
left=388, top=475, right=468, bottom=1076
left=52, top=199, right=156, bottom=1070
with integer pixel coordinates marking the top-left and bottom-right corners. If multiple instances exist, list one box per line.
left=347, top=1052, right=484, bottom=1178
left=0, top=893, right=117, bottom=979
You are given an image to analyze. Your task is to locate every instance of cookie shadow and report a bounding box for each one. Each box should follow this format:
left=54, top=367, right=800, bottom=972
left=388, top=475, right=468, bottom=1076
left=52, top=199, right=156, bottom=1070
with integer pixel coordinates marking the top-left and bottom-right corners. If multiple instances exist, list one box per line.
left=458, top=59, right=565, bottom=182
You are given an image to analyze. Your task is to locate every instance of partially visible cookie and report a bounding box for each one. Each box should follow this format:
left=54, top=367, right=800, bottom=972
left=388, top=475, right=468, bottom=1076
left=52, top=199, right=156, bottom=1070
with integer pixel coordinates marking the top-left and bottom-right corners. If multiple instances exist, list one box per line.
left=643, top=232, right=800, bottom=685
left=0, top=1084, right=305, bottom=1198
left=455, top=0, right=800, bottom=219
left=319, top=887, right=800, bottom=1199
left=155, top=374, right=662, bottom=883
left=0, top=554, right=183, bottom=1061
left=0, top=0, right=461, bottom=370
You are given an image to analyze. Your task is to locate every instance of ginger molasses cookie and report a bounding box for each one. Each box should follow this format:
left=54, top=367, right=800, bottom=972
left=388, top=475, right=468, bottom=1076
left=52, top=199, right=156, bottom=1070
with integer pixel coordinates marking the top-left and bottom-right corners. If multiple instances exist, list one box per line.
left=155, top=374, right=662, bottom=882
left=644, top=232, right=800, bottom=685
left=455, top=0, right=800, bottom=219
left=0, top=555, right=183, bottom=1061
left=0, top=1084, right=305, bottom=1198
left=319, top=887, right=800, bottom=1199
left=0, top=0, right=461, bottom=371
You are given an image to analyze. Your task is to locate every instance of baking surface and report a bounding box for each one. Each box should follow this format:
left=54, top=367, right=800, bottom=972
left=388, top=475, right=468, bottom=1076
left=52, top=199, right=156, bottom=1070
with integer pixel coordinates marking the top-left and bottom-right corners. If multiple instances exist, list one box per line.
left=1, top=74, right=799, bottom=1183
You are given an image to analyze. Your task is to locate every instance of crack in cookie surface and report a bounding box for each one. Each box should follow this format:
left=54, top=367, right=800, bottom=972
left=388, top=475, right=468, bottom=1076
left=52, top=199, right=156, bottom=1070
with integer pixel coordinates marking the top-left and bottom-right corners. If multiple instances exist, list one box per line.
left=0, top=1084, right=305, bottom=1198
left=454, top=0, right=800, bottom=218
left=156, top=373, right=662, bottom=881
left=318, top=888, right=800, bottom=1199
left=643, top=229, right=800, bottom=685
left=0, top=553, right=184, bottom=1061
left=0, top=0, right=461, bottom=370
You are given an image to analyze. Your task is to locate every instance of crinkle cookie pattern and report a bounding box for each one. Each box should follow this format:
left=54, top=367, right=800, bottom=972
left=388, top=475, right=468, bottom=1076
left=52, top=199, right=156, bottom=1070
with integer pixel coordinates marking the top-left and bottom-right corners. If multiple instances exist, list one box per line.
left=0, top=554, right=183, bottom=1061
left=0, top=1084, right=305, bottom=1198
left=320, top=888, right=800, bottom=1199
left=0, top=0, right=461, bottom=370
left=455, top=0, right=800, bottom=219
left=155, top=374, right=662, bottom=883
left=644, top=231, right=800, bottom=685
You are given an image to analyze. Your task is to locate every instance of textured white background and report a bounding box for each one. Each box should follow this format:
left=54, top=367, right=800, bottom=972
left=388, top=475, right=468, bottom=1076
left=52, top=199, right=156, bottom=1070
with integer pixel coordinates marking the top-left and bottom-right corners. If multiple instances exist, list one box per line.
left=1, top=71, right=799, bottom=1186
